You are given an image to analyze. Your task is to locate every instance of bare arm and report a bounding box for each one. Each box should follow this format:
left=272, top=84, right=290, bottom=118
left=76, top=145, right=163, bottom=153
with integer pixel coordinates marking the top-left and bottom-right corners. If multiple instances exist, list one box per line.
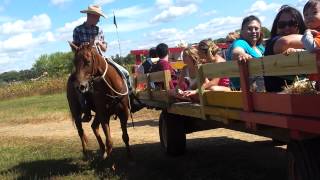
left=273, top=34, right=303, bottom=54
left=302, top=29, right=318, bottom=52
left=231, top=47, right=252, bottom=61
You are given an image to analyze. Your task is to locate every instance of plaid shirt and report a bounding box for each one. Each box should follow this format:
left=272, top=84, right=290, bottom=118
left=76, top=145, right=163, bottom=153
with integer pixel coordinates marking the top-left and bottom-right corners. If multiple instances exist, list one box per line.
left=73, top=23, right=105, bottom=46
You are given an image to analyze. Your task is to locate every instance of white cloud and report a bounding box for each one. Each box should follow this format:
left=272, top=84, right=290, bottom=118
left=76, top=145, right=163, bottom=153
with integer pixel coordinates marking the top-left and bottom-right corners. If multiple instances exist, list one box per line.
left=246, top=0, right=281, bottom=14
left=201, top=10, right=218, bottom=17
left=50, top=0, right=72, bottom=6
left=0, top=32, right=55, bottom=52
left=0, top=31, right=56, bottom=73
left=0, top=14, right=51, bottom=35
left=56, top=17, right=85, bottom=41
left=155, top=0, right=173, bottom=9
left=112, top=6, right=152, bottom=18
left=151, top=4, right=198, bottom=23
left=176, top=0, right=202, bottom=5
left=93, top=0, right=115, bottom=5
left=104, top=21, right=153, bottom=33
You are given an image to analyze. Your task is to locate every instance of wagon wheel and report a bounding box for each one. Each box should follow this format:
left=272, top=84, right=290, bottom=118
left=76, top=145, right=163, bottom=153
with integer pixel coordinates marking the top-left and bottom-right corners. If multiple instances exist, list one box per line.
left=288, top=138, right=320, bottom=180
left=159, top=111, right=186, bottom=156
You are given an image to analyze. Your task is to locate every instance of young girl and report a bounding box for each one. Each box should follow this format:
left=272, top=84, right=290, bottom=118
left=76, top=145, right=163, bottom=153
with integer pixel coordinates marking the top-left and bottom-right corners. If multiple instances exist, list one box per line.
left=302, top=0, right=320, bottom=52
left=302, top=0, right=320, bottom=90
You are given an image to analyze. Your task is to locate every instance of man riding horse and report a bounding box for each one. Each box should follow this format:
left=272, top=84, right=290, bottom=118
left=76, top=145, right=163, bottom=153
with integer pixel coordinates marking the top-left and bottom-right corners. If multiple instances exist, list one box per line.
left=72, top=5, right=141, bottom=122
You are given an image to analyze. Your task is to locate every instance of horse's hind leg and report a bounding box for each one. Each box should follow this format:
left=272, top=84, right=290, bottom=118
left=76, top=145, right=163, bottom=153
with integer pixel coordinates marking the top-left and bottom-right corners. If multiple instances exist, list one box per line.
left=118, top=110, right=131, bottom=159
left=100, top=116, right=113, bottom=157
left=91, top=116, right=106, bottom=159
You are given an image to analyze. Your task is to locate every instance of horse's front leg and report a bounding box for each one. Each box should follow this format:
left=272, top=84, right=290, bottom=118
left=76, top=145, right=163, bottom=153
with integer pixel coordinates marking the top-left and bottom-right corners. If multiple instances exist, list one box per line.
left=91, top=116, right=106, bottom=159
left=101, top=116, right=113, bottom=158
left=66, top=76, right=89, bottom=159
left=75, top=120, right=89, bottom=158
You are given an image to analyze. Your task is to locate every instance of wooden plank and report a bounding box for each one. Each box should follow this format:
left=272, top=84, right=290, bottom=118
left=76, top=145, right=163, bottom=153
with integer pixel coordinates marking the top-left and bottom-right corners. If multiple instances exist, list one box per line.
left=139, top=99, right=168, bottom=109
left=249, top=51, right=317, bottom=76
left=201, top=60, right=240, bottom=78
left=252, top=93, right=320, bottom=118
left=149, top=70, right=170, bottom=83
left=201, top=51, right=317, bottom=79
left=163, top=70, right=171, bottom=90
left=168, top=102, right=202, bottom=119
left=241, top=111, right=320, bottom=135
left=136, top=74, right=148, bottom=84
left=203, top=106, right=242, bottom=123
left=204, top=91, right=243, bottom=109
left=151, top=90, right=169, bottom=103
left=136, top=90, right=150, bottom=100
left=197, top=65, right=206, bottom=119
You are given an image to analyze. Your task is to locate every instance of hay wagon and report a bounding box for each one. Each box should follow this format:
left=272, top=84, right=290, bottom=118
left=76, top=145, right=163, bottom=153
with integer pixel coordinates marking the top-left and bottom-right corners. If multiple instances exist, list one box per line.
left=131, top=51, right=320, bottom=180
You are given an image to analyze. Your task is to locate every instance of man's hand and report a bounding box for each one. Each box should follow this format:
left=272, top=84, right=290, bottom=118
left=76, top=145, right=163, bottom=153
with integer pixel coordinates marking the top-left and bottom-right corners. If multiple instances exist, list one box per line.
left=97, top=41, right=107, bottom=52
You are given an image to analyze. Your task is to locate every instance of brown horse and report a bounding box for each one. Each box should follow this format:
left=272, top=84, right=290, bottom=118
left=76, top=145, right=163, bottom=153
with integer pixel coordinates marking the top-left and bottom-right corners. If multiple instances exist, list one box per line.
left=66, top=41, right=131, bottom=159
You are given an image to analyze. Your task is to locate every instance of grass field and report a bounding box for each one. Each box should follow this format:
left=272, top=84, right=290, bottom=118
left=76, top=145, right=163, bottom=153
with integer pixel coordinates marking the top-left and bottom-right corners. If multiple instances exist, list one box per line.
left=0, top=93, right=69, bottom=125
left=0, top=93, right=288, bottom=180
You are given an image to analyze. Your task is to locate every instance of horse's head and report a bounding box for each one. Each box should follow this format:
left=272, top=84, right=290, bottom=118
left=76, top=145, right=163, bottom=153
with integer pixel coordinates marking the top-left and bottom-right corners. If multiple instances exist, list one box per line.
left=69, top=41, right=103, bottom=93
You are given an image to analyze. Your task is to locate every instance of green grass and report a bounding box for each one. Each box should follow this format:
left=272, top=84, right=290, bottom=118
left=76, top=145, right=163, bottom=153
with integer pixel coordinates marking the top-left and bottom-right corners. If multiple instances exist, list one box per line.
left=0, top=93, right=69, bottom=124
left=0, top=137, right=121, bottom=179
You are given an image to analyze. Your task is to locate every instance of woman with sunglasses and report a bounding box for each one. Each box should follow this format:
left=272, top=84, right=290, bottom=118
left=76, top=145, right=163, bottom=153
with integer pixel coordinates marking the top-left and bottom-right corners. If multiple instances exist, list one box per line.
left=264, top=5, right=306, bottom=92
left=227, top=15, right=265, bottom=91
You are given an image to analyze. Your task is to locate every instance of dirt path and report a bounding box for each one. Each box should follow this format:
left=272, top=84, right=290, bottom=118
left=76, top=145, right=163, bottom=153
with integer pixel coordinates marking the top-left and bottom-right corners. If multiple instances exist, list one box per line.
left=0, top=109, right=272, bottom=146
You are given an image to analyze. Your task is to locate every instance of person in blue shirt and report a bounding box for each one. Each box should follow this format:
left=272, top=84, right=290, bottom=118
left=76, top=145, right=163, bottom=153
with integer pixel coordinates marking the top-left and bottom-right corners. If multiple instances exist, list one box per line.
left=226, top=15, right=265, bottom=91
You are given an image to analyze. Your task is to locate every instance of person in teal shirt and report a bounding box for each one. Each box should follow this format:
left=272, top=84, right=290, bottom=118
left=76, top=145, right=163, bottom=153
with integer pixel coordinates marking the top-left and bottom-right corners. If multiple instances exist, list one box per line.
left=226, top=15, right=265, bottom=91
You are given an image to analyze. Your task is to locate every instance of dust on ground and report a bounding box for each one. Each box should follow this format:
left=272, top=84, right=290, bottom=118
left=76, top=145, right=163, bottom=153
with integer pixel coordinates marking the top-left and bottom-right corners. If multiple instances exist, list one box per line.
left=0, top=108, right=274, bottom=146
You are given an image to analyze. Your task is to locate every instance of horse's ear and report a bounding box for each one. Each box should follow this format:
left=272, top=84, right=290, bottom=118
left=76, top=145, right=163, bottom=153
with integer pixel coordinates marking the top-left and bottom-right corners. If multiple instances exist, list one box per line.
left=68, top=41, right=79, bottom=52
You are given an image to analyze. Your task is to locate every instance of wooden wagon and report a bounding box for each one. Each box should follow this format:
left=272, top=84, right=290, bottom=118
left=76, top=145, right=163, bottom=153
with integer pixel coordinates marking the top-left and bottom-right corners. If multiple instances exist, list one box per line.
left=131, top=51, right=320, bottom=180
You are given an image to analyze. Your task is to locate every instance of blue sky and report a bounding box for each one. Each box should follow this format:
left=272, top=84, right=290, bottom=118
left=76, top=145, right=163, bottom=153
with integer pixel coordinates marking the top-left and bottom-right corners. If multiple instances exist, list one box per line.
left=0, top=0, right=308, bottom=73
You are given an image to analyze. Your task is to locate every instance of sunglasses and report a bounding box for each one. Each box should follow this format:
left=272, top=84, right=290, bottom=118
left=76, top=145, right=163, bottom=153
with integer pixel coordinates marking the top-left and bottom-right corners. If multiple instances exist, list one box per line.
left=277, top=20, right=298, bottom=29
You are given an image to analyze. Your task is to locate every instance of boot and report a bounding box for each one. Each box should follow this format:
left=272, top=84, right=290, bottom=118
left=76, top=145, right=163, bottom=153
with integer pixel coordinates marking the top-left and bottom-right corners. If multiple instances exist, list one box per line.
left=129, top=93, right=144, bottom=113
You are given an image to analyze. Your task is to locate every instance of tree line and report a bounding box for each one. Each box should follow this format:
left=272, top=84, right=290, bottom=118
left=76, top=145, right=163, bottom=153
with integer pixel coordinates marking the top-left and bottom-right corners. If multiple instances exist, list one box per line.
left=0, top=51, right=135, bottom=85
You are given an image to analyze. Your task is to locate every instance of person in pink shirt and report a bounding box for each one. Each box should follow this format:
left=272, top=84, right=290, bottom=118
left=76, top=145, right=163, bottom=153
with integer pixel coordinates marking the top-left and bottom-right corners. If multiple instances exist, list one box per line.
left=150, top=43, right=179, bottom=89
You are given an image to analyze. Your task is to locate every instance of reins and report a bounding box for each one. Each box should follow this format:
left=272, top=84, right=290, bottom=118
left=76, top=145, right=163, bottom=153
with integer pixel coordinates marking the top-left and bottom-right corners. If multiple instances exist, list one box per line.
left=93, top=45, right=129, bottom=97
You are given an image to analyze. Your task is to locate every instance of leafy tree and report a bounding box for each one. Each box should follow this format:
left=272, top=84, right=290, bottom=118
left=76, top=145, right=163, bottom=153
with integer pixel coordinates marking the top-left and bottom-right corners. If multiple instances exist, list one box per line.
left=0, top=71, right=20, bottom=82
left=261, top=26, right=271, bottom=39
left=32, top=52, right=74, bottom=77
left=214, top=38, right=226, bottom=43
left=123, top=53, right=135, bottom=65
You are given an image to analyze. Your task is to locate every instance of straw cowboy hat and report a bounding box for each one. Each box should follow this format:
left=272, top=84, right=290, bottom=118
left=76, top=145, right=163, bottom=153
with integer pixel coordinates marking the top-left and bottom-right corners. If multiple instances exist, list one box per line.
left=80, top=5, right=106, bottom=18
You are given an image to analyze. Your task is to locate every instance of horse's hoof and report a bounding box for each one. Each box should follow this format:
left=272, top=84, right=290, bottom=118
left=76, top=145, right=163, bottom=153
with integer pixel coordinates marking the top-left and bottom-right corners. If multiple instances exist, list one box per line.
left=101, top=151, right=108, bottom=160
left=82, top=151, right=89, bottom=161
left=111, top=163, right=116, bottom=171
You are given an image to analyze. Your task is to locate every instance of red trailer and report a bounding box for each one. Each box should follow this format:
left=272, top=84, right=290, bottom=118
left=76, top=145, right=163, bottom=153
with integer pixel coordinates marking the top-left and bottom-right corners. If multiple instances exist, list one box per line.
left=131, top=49, right=320, bottom=180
